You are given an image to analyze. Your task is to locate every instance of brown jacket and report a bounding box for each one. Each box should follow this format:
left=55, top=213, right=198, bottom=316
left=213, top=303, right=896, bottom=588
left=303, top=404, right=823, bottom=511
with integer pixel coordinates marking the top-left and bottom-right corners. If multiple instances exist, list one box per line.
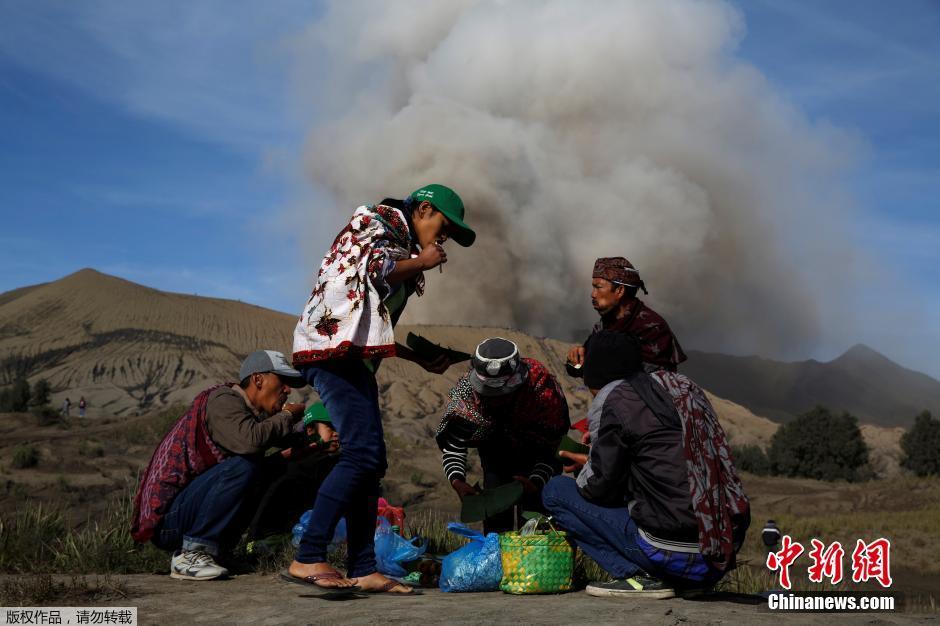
left=204, top=385, right=298, bottom=456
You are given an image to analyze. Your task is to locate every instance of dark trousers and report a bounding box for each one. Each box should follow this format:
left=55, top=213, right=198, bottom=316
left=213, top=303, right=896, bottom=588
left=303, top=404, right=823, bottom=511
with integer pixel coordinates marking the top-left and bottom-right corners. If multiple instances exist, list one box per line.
left=542, top=476, right=720, bottom=585
left=478, top=442, right=556, bottom=534
left=246, top=452, right=338, bottom=540
left=153, top=452, right=336, bottom=557
left=295, top=360, right=386, bottom=577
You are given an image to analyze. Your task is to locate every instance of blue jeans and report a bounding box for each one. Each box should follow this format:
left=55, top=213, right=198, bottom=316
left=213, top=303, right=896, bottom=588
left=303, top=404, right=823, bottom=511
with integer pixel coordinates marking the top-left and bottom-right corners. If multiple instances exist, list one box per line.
left=294, top=360, right=386, bottom=577
left=542, top=476, right=719, bottom=585
left=154, top=455, right=259, bottom=557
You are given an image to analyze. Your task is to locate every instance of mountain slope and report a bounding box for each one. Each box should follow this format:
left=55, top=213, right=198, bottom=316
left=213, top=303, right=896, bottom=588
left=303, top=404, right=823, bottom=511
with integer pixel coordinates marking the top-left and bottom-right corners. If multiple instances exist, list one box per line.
left=0, top=268, right=296, bottom=413
left=682, top=346, right=940, bottom=427
left=0, top=269, right=910, bottom=495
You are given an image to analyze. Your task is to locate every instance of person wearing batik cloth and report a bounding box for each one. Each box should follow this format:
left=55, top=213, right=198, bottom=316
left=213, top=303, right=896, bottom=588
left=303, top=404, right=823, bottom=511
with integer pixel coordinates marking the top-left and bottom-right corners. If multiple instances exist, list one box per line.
left=437, top=337, right=570, bottom=533
left=545, top=331, right=750, bottom=599
left=131, top=350, right=337, bottom=582
left=567, top=257, right=686, bottom=376
left=288, top=184, right=476, bottom=594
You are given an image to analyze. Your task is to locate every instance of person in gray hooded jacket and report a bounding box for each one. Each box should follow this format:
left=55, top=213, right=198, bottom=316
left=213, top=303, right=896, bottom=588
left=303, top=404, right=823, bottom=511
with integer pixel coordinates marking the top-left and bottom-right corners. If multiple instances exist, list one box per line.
left=544, top=331, right=749, bottom=598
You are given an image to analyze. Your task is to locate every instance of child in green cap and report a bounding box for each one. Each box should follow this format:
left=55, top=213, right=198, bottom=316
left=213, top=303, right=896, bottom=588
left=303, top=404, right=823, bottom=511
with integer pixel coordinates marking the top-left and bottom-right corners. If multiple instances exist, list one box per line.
left=287, top=185, right=475, bottom=594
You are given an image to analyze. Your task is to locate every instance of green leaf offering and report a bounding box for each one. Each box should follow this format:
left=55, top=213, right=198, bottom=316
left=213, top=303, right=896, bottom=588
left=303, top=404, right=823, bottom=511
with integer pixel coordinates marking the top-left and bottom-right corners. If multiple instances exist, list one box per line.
left=460, top=481, right=524, bottom=523
left=406, top=332, right=472, bottom=363
left=557, top=435, right=589, bottom=456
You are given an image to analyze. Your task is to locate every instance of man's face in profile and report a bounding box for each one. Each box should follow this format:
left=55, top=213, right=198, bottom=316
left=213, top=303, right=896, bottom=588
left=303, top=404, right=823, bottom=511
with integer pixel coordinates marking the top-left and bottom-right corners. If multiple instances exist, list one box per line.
left=591, top=278, right=624, bottom=315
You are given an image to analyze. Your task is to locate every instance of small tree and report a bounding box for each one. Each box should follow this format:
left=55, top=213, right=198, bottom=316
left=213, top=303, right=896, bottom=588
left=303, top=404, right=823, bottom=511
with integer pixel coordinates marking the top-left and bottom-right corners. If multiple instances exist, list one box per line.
left=768, top=406, right=870, bottom=482
left=30, top=379, right=51, bottom=407
left=732, top=444, right=770, bottom=475
left=900, top=411, right=940, bottom=477
left=4, top=379, right=32, bottom=412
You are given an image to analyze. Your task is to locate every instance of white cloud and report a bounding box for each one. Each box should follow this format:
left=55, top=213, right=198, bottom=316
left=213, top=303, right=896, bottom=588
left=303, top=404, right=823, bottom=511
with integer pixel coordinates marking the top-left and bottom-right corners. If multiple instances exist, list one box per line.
left=0, top=1, right=318, bottom=151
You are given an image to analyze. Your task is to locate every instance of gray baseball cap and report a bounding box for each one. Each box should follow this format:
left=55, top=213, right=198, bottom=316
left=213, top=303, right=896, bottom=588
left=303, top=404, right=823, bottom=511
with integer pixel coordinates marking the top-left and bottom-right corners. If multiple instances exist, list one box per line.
left=239, top=350, right=305, bottom=388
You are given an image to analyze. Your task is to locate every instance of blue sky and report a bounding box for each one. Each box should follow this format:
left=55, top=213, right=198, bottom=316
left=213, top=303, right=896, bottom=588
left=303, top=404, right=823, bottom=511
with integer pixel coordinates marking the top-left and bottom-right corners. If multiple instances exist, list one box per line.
left=1, top=1, right=938, bottom=376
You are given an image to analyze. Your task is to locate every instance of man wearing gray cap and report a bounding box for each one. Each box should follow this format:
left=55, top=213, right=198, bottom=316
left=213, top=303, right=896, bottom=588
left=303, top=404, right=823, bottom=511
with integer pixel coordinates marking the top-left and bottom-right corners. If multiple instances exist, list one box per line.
left=132, top=350, right=333, bottom=581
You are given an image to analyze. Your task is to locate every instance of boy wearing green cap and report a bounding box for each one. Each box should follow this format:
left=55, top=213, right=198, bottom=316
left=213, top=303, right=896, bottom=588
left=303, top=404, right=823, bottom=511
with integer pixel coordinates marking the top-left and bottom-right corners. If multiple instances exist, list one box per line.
left=288, top=185, right=475, bottom=594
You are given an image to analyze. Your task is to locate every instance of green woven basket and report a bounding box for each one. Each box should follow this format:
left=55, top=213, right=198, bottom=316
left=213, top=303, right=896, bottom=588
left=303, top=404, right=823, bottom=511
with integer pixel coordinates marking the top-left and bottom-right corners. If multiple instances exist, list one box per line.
left=499, top=531, right=574, bottom=594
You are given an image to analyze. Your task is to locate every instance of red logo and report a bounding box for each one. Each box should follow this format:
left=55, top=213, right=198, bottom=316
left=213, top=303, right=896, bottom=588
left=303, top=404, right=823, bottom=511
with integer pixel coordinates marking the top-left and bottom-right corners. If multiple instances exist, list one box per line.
left=766, top=535, right=805, bottom=590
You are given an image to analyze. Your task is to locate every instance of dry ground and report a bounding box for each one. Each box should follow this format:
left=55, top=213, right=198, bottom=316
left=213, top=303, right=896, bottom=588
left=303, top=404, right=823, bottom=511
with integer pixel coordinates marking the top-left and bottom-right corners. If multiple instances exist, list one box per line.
left=0, top=573, right=933, bottom=625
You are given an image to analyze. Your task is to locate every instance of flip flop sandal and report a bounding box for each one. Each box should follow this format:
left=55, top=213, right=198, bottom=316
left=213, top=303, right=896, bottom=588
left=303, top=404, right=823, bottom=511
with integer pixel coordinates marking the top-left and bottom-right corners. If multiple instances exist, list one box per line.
left=360, top=580, right=424, bottom=596
left=279, top=569, right=361, bottom=595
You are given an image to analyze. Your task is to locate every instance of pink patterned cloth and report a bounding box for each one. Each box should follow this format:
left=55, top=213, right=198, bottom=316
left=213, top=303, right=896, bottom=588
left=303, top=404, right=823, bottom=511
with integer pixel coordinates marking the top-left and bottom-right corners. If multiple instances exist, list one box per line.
left=131, top=385, right=229, bottom=543
left=650, top=370, right=750, bottom=571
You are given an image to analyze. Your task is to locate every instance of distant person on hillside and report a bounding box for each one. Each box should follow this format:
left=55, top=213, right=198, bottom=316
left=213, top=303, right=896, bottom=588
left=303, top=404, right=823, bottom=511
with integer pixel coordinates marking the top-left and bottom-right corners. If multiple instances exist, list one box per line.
left=61, top=397, right=71, bottom=417
left=78, top=396, right=86, bottom=418
left=131, top=350, right=338, bottom=582
left=436, top=337, right=570, bottom=533
left=545, top=331, right=750, bottom=598
left=287, top=184, right=476, bottom=594
left=566, top=257, right=686, bottom=377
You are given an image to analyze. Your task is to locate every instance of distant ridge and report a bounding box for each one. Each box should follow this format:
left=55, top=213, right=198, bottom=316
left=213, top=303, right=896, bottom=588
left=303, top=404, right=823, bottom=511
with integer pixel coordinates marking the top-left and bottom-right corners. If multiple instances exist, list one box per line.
left=682, top=346, right=940, bottom=427
left=1, top=269, right=935, bottom=431
left=0, top=268, right=295, bottom=413
left=0, top=269, right=915, bottom=478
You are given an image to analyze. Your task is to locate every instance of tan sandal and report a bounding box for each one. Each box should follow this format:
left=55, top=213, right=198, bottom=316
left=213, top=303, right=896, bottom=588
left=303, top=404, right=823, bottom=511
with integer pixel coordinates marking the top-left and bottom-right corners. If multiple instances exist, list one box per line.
left=279, top=569, right=360, bottom=595
left=360, top=580, right=422, bottom=595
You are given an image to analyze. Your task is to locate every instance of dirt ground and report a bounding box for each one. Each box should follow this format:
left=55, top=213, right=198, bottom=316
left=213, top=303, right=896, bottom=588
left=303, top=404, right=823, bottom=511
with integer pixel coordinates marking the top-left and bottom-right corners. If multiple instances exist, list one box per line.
left=30, top=573, right=920, bottom=625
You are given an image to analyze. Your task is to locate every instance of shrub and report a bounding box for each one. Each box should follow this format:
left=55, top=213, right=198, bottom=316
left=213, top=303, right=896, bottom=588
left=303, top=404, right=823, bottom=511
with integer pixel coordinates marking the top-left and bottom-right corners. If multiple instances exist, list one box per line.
left=732, top=444, right=770, bottom=475
left=32, top=405, right=61, bottom=427
left=11, top=445, right=39, bottom=469
left=901, top=411, right=940, bottom=477
left=29, top=379, right=51, bottom=407
left=0, top=379, right=31, bottom=412
left=768, top=406, right=870, bottom=482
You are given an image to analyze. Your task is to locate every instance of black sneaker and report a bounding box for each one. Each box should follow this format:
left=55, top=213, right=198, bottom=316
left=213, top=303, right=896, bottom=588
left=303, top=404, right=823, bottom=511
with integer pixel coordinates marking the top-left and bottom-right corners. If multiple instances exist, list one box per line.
left=586, top=574, right=675, bottom=599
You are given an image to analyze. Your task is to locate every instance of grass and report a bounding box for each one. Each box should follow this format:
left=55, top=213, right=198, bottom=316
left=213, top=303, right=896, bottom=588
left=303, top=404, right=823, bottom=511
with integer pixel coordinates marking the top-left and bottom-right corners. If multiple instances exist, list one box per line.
left=0, top=489, right=166, bottom=575
left=117, top=404, right=186, bottom=446
left=78, top=440, right=105, bottom=458
left=11, top=444, right=39, bottom=469
left=739, top=503, right=940, bottom=578
left=1, top=479, right=936, bottom=610
left=406, top=509, right=470, bottom=555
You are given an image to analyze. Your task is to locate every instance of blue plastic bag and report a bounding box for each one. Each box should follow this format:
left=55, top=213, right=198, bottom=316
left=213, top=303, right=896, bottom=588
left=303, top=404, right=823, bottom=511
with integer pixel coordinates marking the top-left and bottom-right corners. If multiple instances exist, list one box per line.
left=374, top=517, right=427, bottom=577
left=291, top=510, right=346, bottom=548
left=440, top=522, right=502, bottom=592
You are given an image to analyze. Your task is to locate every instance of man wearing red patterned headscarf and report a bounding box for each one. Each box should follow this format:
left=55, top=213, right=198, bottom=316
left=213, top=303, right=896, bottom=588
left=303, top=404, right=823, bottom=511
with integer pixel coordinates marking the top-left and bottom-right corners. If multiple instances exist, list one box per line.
left=567, top=257, right=686, bottom=374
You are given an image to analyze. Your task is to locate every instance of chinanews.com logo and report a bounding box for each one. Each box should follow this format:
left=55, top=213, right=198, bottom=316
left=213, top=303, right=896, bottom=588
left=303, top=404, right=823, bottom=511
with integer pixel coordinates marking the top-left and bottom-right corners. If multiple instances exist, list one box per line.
left=763, top=535, right=897, bottom=612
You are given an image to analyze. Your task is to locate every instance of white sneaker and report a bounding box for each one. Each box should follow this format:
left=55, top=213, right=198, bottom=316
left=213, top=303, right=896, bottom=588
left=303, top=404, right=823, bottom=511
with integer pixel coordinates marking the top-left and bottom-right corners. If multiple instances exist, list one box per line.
left=170, top=550, right=229, bottom=581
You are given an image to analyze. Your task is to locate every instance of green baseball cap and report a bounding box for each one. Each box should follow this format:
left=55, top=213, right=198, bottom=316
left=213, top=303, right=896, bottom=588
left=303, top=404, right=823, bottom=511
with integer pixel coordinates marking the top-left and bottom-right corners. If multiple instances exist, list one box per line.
left=303, top=402, right=332, bottom=426
left=409, top=184, right=476, bottom=247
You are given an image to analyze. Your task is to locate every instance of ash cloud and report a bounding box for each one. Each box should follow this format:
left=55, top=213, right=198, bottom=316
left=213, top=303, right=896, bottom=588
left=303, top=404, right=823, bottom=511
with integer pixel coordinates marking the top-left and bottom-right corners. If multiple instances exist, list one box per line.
left=290, top=0, right=865, bottom=356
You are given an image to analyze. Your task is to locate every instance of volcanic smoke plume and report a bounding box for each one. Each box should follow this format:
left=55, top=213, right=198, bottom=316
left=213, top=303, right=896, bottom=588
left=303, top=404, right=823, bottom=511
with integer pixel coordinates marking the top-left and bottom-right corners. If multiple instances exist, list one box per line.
left=292, top=0, right=862, bottom=356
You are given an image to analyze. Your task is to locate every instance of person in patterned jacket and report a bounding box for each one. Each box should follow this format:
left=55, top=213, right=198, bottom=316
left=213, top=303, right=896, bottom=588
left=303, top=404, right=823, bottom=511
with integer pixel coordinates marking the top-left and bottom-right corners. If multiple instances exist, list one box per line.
left=567, top=257, right=686, bottom=375
left=131, top=350, right=336, bottom=581
left=287, top=184, right=476, bottom=594
left=436, top=337, right=570, bottom=533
